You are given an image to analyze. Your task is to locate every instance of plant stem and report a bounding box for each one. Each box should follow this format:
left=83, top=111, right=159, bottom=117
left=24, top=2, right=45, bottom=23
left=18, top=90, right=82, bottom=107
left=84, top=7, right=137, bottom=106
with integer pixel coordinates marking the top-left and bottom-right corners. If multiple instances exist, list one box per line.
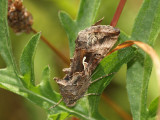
left=71, top=117, right=80, bottom=120
left=101, top=93, right=132, bottom=120
left=110, top=0, right=127, bottom=27
left=31, top=28, right=70, bottom=66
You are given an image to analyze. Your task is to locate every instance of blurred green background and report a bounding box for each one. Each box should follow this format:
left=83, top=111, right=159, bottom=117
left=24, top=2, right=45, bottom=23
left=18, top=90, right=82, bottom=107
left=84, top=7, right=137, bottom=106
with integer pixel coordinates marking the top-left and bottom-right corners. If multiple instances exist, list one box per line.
left=0, top=0, right=159, bottom=120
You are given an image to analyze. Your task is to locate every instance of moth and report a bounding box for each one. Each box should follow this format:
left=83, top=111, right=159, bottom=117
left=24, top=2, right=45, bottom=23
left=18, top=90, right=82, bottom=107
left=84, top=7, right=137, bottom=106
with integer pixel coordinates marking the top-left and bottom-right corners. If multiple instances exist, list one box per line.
left=54, top=24, right=120, bottom=107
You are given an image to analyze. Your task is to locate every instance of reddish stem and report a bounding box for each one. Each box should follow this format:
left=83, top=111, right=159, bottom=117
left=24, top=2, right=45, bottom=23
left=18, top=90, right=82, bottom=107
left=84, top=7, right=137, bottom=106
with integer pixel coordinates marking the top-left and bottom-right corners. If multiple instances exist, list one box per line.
left=71, top=117, right=80, bottom=120
left=110, top=0, right=127, bottom=27
left=31, top=28, right=70, bottom=66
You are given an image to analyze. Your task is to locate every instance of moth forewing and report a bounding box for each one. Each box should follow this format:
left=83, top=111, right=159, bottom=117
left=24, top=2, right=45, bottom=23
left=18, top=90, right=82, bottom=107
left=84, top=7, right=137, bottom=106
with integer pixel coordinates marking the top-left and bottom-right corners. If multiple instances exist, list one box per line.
left=55, top=25, right=120, bottom=107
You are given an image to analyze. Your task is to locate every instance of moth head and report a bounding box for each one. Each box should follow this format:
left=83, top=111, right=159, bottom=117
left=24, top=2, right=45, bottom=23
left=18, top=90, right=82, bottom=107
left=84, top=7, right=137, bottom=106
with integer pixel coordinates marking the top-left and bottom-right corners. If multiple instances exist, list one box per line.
left=77, top=25, right=120, bottom=49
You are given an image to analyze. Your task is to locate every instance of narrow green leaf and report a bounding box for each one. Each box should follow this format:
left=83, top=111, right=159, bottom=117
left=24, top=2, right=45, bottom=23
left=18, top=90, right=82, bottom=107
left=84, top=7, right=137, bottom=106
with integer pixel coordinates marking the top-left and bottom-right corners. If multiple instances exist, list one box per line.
left=148, top=97, right=159, bottom=118
left=0, top=0, right=23, bottom=93
left=20, top=33, right=41, bottom=87
left=131, top=0, right=160, bottom=44
left=126, top=0, right=160, bottom=119
left=0, top=0, right=16, bottom=69
left=58, top=11, right=76, bottom=54
left=47, top=113, right=69, bottom=120
left=0, top=69, right=22, bottom=87
left=76, top=0, right=101, bottom=28
left=0, top=69, right=25, bottom=97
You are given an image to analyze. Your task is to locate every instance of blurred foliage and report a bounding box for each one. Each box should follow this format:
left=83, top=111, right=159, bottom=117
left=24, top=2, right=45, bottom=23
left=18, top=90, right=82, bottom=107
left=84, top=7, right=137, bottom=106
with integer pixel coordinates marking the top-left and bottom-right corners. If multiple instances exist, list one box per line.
left=0, top=0, right=160, bottom=120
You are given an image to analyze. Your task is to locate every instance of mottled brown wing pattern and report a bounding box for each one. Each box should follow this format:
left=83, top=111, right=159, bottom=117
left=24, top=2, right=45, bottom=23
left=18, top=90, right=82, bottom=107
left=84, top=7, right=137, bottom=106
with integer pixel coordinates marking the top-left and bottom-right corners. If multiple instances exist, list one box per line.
left=55, top=25, right=120, bottom=107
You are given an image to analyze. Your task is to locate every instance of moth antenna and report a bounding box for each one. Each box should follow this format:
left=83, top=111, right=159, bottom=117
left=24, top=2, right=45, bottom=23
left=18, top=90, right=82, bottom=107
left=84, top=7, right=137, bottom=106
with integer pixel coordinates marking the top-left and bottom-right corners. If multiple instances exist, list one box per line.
left=90, top=72, right=116, bottom=84
left=93, top=17, right=104, bottom=26
left=87, top=68, right=100, bottom=83
left=49, top=98, right=63, bottom=110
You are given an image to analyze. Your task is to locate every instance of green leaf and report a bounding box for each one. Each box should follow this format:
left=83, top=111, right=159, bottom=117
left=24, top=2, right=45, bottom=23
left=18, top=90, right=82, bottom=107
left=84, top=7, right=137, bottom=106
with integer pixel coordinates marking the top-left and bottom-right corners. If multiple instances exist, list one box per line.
left=76, top=0, right=100, bottom=24
left=20, top=33, right=41, bottom=87
left=47, top=112, right=70, bottom=120
left=0, top=68, right=22, bottom=88
left=0, top=0, right=23, bottom=91
left=0, top=0, right=16, bottom=69
left=148, top=97, right=159, bottom=118
left=126, top=0, right=160, bottom=120
left=59, top=0, right=101, bottom=57
left=131, top=0, right=160, bottom=44
left=58, top=11, right=76, bottom=55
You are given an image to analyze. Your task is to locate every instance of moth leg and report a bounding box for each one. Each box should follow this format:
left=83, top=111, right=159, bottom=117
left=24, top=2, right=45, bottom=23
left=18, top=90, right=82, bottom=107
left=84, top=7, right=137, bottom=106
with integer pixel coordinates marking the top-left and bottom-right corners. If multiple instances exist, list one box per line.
left=90, top=72, right=115, bottom=84
left=84, top=93, right=100, bottom=97
left=49, top=98, right=63, bottom=109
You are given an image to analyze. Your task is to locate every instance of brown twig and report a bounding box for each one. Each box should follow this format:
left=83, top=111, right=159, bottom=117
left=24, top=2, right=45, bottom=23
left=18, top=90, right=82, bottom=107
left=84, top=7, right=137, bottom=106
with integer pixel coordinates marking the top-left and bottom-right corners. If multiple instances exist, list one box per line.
left=31, top=28, right=70, bottom=66
left=102, top=94, right=132, bottom=120
left=110, top=0, right=127, bottom=27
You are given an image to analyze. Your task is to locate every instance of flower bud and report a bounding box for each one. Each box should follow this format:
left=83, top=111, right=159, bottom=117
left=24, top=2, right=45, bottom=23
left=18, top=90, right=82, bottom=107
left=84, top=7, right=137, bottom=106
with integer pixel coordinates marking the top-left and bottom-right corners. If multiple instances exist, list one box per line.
left=8, top=0, right=33, bottom=33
